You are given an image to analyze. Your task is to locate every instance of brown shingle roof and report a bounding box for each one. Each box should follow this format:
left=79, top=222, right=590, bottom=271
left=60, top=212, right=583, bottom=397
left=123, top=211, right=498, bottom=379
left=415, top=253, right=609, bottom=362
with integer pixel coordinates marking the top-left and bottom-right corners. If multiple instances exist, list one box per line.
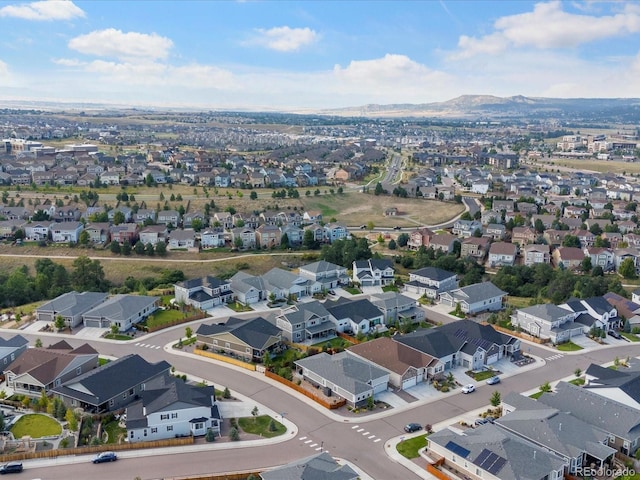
left=348, top=337, right=436, bottom=376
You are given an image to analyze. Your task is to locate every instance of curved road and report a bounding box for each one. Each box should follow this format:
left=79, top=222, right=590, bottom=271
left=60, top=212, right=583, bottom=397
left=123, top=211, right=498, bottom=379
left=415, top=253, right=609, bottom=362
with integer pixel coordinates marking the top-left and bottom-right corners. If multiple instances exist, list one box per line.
left=8, top=324, right=638, bottom=480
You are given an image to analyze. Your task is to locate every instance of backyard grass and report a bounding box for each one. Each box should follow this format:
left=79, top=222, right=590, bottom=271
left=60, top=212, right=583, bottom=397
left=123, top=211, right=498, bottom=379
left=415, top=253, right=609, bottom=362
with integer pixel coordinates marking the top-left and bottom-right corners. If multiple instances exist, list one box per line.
left=622, top=332, right=640, bottom=342
left=396, top=435, right=427, bottom=459
left=311, top=337, right=353, bottom=350
left=238, top=415, right=286, bottom=438
left=556, top=342, right=583, bottom=352
left=102, top=420, right=126, bottom=444
left=505, top=296, right=536, bottom=309
left=145, top=309, right=186, bottom=329
left=11, top=414, right=62, bottom=438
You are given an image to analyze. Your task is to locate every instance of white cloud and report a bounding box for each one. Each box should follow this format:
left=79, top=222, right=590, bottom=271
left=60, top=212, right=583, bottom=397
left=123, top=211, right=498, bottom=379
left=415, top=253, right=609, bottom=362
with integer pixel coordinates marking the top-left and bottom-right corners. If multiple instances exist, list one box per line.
left=251, top=26, right=319, bottom=52
left=68, top=29, right=173, bottom=61
left=0, top=0, right=84, bottom=21
left=452, top=1, right=640, bottom=60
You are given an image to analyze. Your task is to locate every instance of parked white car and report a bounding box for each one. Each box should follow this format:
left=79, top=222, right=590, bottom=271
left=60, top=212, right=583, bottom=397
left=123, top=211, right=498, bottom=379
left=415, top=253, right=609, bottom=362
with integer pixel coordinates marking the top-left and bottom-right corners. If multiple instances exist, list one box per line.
left=461, top=384, right=476, bottom=394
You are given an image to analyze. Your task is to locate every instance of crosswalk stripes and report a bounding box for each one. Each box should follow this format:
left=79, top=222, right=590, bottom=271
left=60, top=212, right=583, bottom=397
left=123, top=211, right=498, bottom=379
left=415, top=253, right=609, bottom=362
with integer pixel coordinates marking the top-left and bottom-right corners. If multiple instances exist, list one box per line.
left=134, top=342, right=162, bottom=350
left=299, top=425, right=383, bottom=453
left=545, top=353, right=564, bottom=361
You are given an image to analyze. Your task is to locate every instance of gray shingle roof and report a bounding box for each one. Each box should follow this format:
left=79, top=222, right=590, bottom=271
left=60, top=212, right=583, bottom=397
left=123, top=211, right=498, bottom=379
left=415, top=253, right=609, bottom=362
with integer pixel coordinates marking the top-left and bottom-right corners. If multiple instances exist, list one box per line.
left=411, top=267, right=456, bottom=281
left=51, top=354, right=171, bottom=407
left=325, top=298, right=382, bottom=323
left=447, top=282, right=506, bottom=304
left=197, top=316, right=281, bottom=350
left=294, top=351, right=388, bottom=396
left=517, top=303, right=572, bottom=322
left=37, top=291, right=108, bottom=318
left=82, top=295, right=158, bottom=323
left=260, top=451, right=358, bottom=480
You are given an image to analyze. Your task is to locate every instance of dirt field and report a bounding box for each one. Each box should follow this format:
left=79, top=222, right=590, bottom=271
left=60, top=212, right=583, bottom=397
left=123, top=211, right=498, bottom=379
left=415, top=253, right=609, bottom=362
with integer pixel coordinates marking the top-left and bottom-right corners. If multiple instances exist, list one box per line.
left=534, top=157, right=640, bottom=175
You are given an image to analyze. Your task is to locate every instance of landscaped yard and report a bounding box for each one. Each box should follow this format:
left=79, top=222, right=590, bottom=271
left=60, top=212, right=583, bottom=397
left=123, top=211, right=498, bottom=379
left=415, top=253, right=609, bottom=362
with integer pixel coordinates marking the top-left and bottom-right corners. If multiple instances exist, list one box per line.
left=11, top=413, right=62, bottom=438
left=102, top=419, right=126, bottom=444
left=622, top=332, right=640, bottom=342
left=343, top=286, right=361, bottom=295
left=146, top=309, right=185, bottom=329
left=227, top=301, right=254, bottom=313
left=556, top=342, right=583, bottom=352
left=104, top=333, right=133, bottom=341
left=529, top=391, right=544, bottom=399
left=311, top=337, right=353, bottom=350
left=238, top=415, right=286, bottom=438
left=396, top=435, right=427, bottom=459
left=467, top=370, right=498, bottom=381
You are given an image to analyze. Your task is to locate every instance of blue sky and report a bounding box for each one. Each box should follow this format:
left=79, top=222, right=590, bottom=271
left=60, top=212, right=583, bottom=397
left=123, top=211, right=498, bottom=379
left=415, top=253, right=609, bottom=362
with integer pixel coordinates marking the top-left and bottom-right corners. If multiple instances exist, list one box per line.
left=1, top=0, right=639, bottom=110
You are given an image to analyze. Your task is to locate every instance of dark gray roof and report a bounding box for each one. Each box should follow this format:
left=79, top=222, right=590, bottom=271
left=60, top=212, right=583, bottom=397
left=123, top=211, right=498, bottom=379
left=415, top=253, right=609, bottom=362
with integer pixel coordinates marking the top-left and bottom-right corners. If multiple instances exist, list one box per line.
left=279, top=301, right=332, bottom=326
left=176, top=275, right=230, bottom=290
left=325, top=298, right=383, bottom=322
left=197, top=316, right=281, bottom=350
left=446, top=282, right=506, bottom=304
left=411, top=266, right=456, bottom=281
left=428, top=424, right=566, bottom=480
left=82, top=295, right=158, bottom=322
left=260, top=451, right=358, bottom=480
left=0, top=335, right=28, bottom=349
left=299, top=260, right=344, bottom=275
left=539, top=381, right=640, bottom=442
left=51, top=354, right=171, bottom=407
left=584, top=363, right=640, bottom=402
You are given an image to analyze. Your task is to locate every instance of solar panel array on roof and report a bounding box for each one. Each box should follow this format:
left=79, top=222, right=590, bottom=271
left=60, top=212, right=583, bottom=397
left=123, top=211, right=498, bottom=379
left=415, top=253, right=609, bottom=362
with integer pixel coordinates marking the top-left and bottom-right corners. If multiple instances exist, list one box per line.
left=473, top=448, right=506, bottom=475
left=445, top=440, right=470, bottom=459
left=473, top=337, right=494, bottom=350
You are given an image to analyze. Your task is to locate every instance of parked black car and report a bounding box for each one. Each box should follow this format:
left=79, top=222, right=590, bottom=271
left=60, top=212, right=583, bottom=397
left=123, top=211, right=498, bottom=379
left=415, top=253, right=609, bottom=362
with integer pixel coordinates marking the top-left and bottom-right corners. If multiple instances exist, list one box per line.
left=0, top=462, right=23, bottom=474
left=92, top=452, right=118, bottom=464
left=608, top=330, right=622, bottom=340
left=404, top=423, right=422, bottom=433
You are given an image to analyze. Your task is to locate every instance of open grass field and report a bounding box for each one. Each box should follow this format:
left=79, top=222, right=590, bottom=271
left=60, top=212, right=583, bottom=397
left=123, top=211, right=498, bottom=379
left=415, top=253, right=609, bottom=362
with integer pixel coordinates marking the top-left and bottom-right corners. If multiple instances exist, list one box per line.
left=238, top=415, right=286, bottom=438
left=535, top=157, right=640, bottom=175
left=11, top=413, right=62, bottom=438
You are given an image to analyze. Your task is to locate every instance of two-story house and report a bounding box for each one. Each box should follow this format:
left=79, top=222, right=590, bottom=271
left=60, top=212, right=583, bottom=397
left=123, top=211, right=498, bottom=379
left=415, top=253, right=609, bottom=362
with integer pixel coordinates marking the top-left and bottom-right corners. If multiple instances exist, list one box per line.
left=403, top=267, right=458, bottom=299
left=352, top=259, right=395, bottom=287
left=174, top=276, right=233, bottom=310
left=298, top=260, right=349, bottom=290
left=275, top=301, right=336, bottom=343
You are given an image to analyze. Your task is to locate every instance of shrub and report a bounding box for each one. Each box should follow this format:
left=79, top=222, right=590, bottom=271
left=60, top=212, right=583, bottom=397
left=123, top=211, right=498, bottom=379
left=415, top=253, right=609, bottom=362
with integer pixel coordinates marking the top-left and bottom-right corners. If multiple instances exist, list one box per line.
left=205, top=428, right=216, bottom=442
left=223, top=387, right=231, bottom=399
left=229, top=427, right=240, bottom=441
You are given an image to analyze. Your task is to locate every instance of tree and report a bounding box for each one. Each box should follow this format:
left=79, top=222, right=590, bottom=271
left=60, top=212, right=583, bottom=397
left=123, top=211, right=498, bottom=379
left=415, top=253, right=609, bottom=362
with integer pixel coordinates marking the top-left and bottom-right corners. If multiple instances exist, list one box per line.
left=110, top=324, right=119, bottom=335
left=268, top=418, right=277, bottom=432
left=205, top=428, right=216, bottom=442
left=185, top=326, right=193, bottom=339
left=490, top=391, right=501, bottom=407
left=374, top=182, right=384, bottom=196
left=619, top=257, right=637, bottom=279
left=65, top=409, right=78, bottom=431
left=134, top=241, right=145, bottom=255
left=223, top=387, right=231, bottom=399
left=303, top=229, right=318, bottom=250
left=367, top=395, right=375, bottom=410
left=71, top=256, right=107, bottom=291
left=251, top=406, right=259, bottom=422
left=35, top=338, right=42, bottom=348
left=539, top=381, right=552, bottom=393
left=110, top=240, right=121, bottom=254
left=191, top=218, right=203, bottom=232
left=145, top=242, right=155, bottom=256
left=574, top=368, right=582, bottom=378
left=561, top=235, right=580, bottom=248
left=388, top=239, right=397, bottom=250
left=229, top=427, right=240, bottom=441
left=155, top=241, right=167, bottom=257
left=580, top=256, right=593, bottom=274
left=55, top=315, right=66, bottom=332
left=113, top=210, right=125, bottom=225
left=122, top=240, right=132, bottom=256
left=78, top=230, right=90, bottom=246
left=250, top=191, right=258, bottom=200
left=397, top=233, right=409, bottom=247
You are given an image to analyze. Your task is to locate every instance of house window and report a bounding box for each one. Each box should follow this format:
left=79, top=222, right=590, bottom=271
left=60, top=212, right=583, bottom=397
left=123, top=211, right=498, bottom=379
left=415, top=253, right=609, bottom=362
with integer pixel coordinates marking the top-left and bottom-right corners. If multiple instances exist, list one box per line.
left=225, top=342, right=230, bottom=348
left=109, top=399, right=114, bottom=407
left=130, top=431, right=134, bottom=438
left=160, top=414, right=169, bottom=420
left=195, top=422, right=203, bottom=429
left=129, top=388, right=134, bottom=395
left=167, top=425, right=173, bottom=431
left=171, top=413, right=178, bottom=419
left=246, top=347, right=251, bottom=353
left=151, top=428, right=157, bottom=433
left=213, top=340, right=218, bottom=345
left=123, top=393, right=127, bottom=399
left=76, top=367, right=82, bottom=375
left=143, top=430, right=147, bottom=437
left=140, top=383, right=145, bottom=391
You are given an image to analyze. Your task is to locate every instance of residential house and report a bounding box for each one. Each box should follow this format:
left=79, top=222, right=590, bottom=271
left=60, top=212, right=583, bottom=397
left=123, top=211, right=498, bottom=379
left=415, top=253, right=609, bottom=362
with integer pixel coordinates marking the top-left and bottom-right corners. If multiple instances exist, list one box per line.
left=560, top=296, right=620, bottom=332
left=395, top=319, right=520, bottom=371
left=51, top=354, right=171, bottom=413
left=544, top=229, right=572, bottom=246
left=157, top=210, right=180, bottom=226
left=538, top=381, right=640, bottom=456
left=348, top=337, right=441, bottom=390
left=280, top=224, right=303, bottom=246
left=260, top=452, right=358, bottom=480
left=174, top=276, right=233, bottom=311
left=493, top=199, right=515, bottom=213
left=274, top=301, right=336, bottom=343
left=429, top=233, right=459, bottom=254
left=36, top=291, right=109, bottom=328
left=294, top=351, right=389, bottom=406
left=168, top=228, right=196, bottom=249
left=255, top=224, right=282, bottom=249
left=0, top=219, right=26, bottom=239
left=324, top=223, right=348, bottom=244
left=573, top=229, right=596, bottom=247
left=511, top=226, right=536, bottom=246
left=439, top=282, right=506, bottom=315
left=126, top=375, right=221, bottom=442
left=483, top=223, right=506, bottom=240
left=407, top=227, right=434, bottom=250
left=4, top=342, right=99, bottom=397
left=0, top=335, right=28, bottom=369
left=50, top=221, right=83, bottom=243
left=552, top=246, right=585, bottom=269
left=304, top=224, right=326, bottom=244
left=369, top=292, right=426, bottom=325
left=403, top=267, right=458, bottom=299
left=524, top=244, right=551, bottom=266
left=82, top=295, right=158, bottom=332
left=460, top=236, right=490, bottom=260
left=324, top=298, right=386, bottom=335
left=352, top=259, right=395, bottom=287
left=511, top=303, right=583, bottom=343
left=488, top=242, right=517, bottom=267
left=139, top=224, right=168, bottom=246
left=134, top=209, right=157, bottom=225
left=298, top=260, right=349, bottom=290
left=24, top=221, right=50, bottom=241
left=302, top=211, right=323, bottom=224
left=583, top=362, right=640, bottom=410
left=428, top=423, right=566, bottom=480
left=53, top=205, right=82, bottom=223
left=109, top=223, right=139, bottom=245
left=452, top=219, right=482, bottom=238
left=585, top=247, right=615, bottom=271
left=200, top=228, right=226, bottom=248
left=229, top=271, right=266, bottom=304
left=182, top=211, right=206, bottom=229
left=196, top=316, right=283, bottom=362
left=230, top=227, right=256, bottom=249
left=84, top=222, right=110, bottom=244
left=108, top=206, right=133, bottom=223
left=614, top=248, right=640, bottom=273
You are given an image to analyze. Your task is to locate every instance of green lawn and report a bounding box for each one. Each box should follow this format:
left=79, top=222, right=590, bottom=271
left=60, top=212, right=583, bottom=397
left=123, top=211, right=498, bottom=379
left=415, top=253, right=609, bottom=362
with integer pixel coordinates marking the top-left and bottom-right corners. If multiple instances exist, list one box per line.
left=396, top=435, right=427, bottom=459
left=529, top=391, right=544, bottom=399
left=382, top=285, right=399, bottom=293
left=104, top=333, right=132, bottom=341
left=146, top=309, right=186, bottom=329
left=98, top=357, right=111, bottom=366
left=11, top=414, right=62, bottom=438
left=556, top=341, right=583, bottom=352
left=467, top=370, right=497, bottom=381
left=622, top=332, right=640, bottom=342
left=311, top=337, right=352, bottom=350
left=343, top=286, right=361, bottom=295
left=227, top=301, right=254, bottom=312
left=569, top=378, right=585, bottom=386
left=238, top=415, right=286, bottom=438
left=102, top=420, right=126, bottom=444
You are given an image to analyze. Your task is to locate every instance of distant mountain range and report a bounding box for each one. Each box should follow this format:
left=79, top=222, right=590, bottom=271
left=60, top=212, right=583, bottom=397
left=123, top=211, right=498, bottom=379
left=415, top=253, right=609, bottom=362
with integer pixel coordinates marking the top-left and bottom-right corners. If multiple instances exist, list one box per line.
left=319, top=95, right=640, bottom=121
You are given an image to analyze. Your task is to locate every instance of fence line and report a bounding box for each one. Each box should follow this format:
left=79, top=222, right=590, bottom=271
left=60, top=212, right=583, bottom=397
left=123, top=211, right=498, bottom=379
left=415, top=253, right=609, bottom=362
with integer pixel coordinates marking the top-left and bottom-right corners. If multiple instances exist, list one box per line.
left=264, top=370, right=345, bottom=409
left=194, top=349, right=256, bottom=371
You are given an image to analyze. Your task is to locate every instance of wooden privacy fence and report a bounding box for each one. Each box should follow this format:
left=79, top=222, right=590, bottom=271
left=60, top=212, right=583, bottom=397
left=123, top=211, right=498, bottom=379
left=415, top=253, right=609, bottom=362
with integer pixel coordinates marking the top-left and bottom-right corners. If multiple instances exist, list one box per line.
left=0, top=436, right=194, bottom=462
left=483, top=323, right=550, bottom=344
left=194, top=349, right=256, bottom=371
left=264, top=370, right=346, bottom=410
left=426, top=463, right=451, bottom=480
left=337, top=332, right=360, bottom=344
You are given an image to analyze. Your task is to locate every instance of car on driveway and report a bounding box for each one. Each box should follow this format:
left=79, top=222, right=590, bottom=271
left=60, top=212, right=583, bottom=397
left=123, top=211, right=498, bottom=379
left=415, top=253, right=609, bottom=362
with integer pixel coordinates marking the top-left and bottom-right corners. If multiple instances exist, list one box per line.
left=608, top=330, right=622, bottom=340
left=0, top=462, right=22, bottom=474
left=486, top=375, right=501, bottom=385
left=461, top=384, right=476, bottom=394
left=404, top=423, right=422, bottom=433
left=92, top=452, right=118, bottom=464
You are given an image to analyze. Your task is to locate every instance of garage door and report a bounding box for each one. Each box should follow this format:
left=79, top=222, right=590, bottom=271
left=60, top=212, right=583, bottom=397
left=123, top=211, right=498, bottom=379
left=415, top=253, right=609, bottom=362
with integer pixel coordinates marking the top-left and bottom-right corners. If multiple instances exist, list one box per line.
left=402, top=377, right=417, bottom=390
left=372, top=382, right=387, bottom=394
left=84, top=318, right=102, bottom=328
